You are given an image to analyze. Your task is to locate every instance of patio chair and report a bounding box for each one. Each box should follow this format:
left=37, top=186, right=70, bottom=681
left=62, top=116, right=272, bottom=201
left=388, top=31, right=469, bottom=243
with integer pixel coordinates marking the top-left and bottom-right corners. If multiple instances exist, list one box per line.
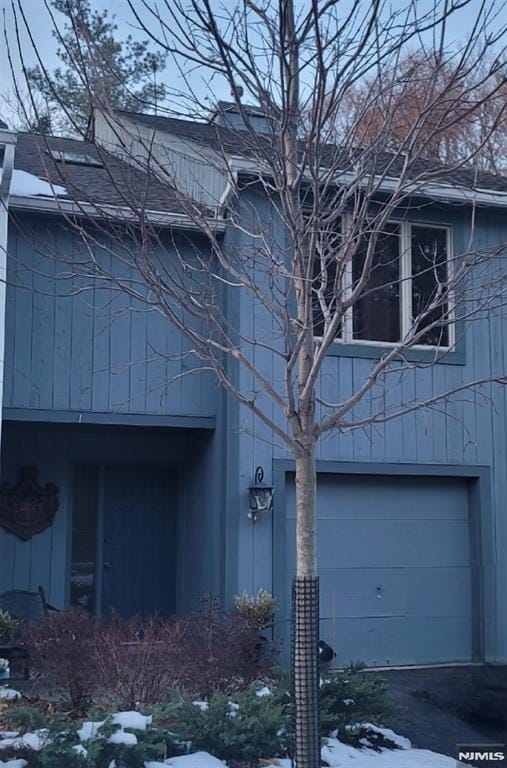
left=0, top=586, right=50, bottom=681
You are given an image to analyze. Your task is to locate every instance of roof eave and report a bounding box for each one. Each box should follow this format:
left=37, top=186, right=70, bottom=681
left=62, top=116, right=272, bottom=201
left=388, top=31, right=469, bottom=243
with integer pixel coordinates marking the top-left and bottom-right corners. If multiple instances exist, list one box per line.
left=8, top=194, right=226, bottom=232
left=230, top=158, right=507, bottom=208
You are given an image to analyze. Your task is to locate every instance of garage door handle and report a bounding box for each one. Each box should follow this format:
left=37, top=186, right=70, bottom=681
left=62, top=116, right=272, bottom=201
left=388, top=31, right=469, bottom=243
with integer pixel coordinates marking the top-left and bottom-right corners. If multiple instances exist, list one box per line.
left=376, top=585, right=382, bottom=598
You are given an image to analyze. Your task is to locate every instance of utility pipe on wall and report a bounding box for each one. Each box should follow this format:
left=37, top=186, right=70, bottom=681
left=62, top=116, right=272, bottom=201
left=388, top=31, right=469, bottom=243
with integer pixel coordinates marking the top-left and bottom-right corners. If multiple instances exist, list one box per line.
left=0, top=129, right=17, bottom=467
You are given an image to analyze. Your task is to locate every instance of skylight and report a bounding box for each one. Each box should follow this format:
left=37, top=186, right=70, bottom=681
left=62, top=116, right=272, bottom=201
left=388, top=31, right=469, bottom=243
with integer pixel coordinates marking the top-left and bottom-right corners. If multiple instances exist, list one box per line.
left=49, top=149, right=103, bottom=167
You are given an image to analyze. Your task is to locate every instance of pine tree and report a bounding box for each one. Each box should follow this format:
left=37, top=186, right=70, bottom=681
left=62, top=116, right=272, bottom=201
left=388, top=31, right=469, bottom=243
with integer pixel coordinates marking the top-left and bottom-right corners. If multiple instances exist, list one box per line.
left=26, top=0, right=167, bottom=135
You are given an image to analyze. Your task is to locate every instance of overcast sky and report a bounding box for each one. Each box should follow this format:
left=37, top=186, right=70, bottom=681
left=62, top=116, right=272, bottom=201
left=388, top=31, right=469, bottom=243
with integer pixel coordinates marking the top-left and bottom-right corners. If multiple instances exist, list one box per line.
left=1, top=0, right=503, bottom=130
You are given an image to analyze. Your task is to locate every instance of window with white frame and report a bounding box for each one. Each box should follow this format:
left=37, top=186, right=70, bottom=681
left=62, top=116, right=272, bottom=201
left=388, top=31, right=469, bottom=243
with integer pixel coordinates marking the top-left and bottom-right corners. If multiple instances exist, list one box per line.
left=312, top=219, right=453, bottom=348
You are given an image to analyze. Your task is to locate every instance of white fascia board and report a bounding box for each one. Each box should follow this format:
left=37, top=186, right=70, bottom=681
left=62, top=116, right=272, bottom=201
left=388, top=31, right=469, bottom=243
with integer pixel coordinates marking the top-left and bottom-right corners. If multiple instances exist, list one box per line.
left=8, top=194, right=226, bottom=232
left=229, top=156, right=507, bottom=208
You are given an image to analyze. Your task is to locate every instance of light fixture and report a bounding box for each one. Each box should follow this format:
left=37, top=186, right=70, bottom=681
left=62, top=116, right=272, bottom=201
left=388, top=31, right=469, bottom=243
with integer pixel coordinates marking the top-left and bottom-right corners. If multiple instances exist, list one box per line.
left=248, top=466, right=274, bottom=522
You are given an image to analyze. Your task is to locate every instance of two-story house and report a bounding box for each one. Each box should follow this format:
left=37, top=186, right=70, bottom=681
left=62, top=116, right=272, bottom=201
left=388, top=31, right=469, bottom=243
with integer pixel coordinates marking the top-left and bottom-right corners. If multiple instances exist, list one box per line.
left=1, top=104, right=507, bottom=668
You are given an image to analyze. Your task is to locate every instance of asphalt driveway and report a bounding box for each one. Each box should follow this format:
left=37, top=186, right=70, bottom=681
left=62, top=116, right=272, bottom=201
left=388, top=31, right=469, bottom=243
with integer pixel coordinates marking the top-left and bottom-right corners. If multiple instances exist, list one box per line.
left=371, top=665, right=507, bottom=765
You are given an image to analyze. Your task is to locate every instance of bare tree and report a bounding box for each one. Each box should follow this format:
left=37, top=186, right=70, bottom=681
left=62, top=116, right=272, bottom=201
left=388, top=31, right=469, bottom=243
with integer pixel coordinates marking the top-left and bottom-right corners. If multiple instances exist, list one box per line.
left=339, top=50, right=507, bottom=171
left=5, top=1, right=507, bottom=766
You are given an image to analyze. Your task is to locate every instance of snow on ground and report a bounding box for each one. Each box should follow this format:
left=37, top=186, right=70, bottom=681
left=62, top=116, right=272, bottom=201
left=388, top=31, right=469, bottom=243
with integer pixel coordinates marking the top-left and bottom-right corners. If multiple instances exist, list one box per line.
left=77, top=720, right=105, bottom=741
left=112, top=711, right=152, bottom=731
left=0, top=759, right=28, bottom=767
left=163, top=753, right=226, bottom=768
left=0, top=689, right=20, bottom=701
left=108, top=730, right=138, bottom=746
left=0, top=731, right=48, bottom=751
left=320, top=736, right=461, bottom=767
left=10, top=169, right=67, bottom=197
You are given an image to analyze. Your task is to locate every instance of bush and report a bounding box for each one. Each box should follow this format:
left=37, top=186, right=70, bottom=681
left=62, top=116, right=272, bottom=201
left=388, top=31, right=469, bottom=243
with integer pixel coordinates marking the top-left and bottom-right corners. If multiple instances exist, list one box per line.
left=234, top=589, right=278, bottom=631
left=168, top=595, right=277, bottom=696
left=2, top=705, right=47, bottom=731
left=23, top=609, right=98, bottom=713
left=165, top=684, right=290, bottom=762
left=91, top=613, right=178, bottom=711
left=319, top=663, right=393, bottom=734
left=0, top=609, right=23, bottom=643
left=23, top=597, right=276, bottom=713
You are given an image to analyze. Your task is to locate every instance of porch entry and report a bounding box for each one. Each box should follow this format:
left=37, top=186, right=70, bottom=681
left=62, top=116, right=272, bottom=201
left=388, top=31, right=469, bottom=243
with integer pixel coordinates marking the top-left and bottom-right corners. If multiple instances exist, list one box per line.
left=71, top=465, right=178, bottom=617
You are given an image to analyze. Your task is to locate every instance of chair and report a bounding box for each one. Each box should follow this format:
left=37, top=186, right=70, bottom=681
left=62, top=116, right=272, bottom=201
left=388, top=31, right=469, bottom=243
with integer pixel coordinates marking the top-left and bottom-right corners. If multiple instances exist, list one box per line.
left=0, top=586, right=49, bottom=681
left=0, top=586, right=48, bottom=621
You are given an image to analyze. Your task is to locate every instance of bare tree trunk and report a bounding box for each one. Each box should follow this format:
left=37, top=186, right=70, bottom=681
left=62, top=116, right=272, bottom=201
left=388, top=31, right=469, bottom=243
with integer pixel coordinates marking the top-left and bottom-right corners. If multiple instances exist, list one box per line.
left=292, top=429, right=320, bottom=768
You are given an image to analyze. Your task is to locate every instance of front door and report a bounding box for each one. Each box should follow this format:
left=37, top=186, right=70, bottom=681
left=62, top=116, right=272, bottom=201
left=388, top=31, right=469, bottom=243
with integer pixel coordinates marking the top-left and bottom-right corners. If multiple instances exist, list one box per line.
left=101, top=465, right=177, bottom=617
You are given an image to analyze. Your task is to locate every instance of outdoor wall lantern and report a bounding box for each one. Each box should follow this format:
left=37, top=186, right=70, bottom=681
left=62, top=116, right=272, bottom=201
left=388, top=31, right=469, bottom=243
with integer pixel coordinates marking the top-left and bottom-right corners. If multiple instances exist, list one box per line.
left=248, top=466, right=274, bottom=522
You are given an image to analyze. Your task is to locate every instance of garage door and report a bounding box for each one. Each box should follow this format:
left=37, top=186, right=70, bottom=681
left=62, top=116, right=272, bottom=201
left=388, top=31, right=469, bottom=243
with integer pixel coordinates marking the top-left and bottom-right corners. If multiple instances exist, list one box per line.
left=284, top=473, right=474, bottom=666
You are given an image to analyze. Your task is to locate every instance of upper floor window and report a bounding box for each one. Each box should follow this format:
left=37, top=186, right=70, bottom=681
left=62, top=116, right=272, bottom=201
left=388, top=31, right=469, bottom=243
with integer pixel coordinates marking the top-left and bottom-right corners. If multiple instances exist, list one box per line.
left=313, top=219, right=453, bottom=348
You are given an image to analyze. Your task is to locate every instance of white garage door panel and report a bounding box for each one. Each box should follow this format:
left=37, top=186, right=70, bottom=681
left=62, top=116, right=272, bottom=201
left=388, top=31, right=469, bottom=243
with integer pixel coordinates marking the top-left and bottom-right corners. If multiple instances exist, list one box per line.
left=284, top=472, right=473, bottom=665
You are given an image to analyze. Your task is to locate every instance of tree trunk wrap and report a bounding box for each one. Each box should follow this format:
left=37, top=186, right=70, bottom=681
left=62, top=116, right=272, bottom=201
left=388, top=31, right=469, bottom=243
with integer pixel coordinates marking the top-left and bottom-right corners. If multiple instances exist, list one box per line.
left=292, top=576, right=321, bottom=768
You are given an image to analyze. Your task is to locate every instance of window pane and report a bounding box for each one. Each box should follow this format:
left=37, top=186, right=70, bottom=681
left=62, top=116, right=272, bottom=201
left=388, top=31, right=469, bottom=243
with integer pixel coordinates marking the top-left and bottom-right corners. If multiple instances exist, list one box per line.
left=312, top=223, right=342, bottom=338
left=411, top=226, right=449, bottom=346
left=353, top=223, right=400, bottom=342
left=71, top=466, right=99, bottom=611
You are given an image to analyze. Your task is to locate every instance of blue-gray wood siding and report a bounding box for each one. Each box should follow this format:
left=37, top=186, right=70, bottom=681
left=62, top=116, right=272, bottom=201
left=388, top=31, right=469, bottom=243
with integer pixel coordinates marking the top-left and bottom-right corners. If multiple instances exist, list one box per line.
left=0, top=423, right=222, bottom=612
left=5, top=215, right=216, bottom=419
left=222, top=196, right=507, bottom=662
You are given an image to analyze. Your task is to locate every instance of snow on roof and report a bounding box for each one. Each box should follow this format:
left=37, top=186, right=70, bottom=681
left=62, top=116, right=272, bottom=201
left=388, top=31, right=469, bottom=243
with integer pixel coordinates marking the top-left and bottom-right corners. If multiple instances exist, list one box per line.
left=10, top=169, right=67, bottom=198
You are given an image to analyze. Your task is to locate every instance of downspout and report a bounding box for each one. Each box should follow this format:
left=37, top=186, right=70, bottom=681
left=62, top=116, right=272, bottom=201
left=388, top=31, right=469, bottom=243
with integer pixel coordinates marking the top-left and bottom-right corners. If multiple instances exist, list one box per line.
left=0, top=129, right=17, bottom=469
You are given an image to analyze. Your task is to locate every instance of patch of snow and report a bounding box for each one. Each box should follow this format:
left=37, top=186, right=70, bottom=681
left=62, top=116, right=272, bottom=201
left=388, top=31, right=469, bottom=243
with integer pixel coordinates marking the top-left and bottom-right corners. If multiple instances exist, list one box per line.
left=73, top=744, right=88, bottom=756
left=361, top=724, right=412, bottom=751
left=108, top=730, right=138, bottom=746
left=0, top=733, right=19, bottom=740
left=256, top=686, right=271, bottom=697
left=145, top=763, right=169, bottom=768
left=342, top=699, right=354, bottom=706
left=0, top=689, right=21, bottom=701
left=112, top=711, right=152, bottom=731
left=0, top=760, right=28, bottom=767
left=77, top=720, right=105, bottom=742
left=0, top=731, right=48, bottom=752
left=165, top=752, right=226, bottom=768
left=192, top=701, right=208, bottom=711
left=322, top=736, right=461, bottom=768
left=10, top=170, right=66, bottom=198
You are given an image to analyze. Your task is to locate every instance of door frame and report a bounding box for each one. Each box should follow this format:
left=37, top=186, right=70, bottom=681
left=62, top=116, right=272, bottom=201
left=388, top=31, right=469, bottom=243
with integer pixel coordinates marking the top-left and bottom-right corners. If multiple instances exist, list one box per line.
left=68, top=460, right=183, bottom=616
left=272, top=459, right=493, bottom=664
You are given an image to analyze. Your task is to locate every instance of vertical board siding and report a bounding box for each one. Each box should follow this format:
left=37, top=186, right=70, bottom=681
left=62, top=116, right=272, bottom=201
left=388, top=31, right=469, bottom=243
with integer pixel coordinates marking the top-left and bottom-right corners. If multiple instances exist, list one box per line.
left=0, top=424, right=220, bottom=610
left=229, top=200, right=507, bottom=663
left=5, top=216, right=216, bottom=418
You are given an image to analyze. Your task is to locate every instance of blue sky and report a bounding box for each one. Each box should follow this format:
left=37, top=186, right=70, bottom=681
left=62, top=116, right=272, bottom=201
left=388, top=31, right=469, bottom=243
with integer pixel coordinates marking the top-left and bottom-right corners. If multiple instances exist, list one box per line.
left=1, top=0, right=503, bottom=129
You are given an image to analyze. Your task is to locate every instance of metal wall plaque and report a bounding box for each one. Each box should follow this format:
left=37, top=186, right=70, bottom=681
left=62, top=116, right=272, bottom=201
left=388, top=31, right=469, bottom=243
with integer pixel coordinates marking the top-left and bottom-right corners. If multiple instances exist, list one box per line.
left=0, top=467, right=59, bottom=540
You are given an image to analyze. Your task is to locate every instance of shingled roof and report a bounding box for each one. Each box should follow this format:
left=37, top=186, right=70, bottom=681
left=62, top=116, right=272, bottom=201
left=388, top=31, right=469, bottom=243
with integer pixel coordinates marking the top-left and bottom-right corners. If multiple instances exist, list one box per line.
left=117, top=108, right=507, bottom=196
left=12, top=132, right=187, bottom=214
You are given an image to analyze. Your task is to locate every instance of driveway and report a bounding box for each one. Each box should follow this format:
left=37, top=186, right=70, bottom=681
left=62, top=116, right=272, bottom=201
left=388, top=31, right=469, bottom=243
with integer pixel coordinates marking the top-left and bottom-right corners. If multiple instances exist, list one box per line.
left=370, top=665, right=507, bottom=764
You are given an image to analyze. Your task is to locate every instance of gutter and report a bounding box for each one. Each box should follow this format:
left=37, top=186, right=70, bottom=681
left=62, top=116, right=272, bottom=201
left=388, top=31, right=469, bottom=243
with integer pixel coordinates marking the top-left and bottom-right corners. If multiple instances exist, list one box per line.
left=229, top=156, right=507, bottom=209
left=0, top=128, right=17, bottom=467
left=8, top=194, right=227, bottom=232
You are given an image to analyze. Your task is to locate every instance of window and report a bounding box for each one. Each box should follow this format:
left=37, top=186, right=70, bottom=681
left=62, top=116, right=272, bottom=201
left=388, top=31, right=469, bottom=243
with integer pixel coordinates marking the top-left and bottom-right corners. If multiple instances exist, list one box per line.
left=49, top=149, right=103, bottom=167
left=71, top=466, right=99, bottom=611
left=312, top=219, right=452, bottom=348
left=353, top=222, right=401, bottom=343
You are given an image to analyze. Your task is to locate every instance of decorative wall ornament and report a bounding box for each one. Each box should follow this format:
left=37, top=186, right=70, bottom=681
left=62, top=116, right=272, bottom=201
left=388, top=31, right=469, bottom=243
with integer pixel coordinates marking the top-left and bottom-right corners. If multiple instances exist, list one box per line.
left=0, top=467, right=59, bottom=540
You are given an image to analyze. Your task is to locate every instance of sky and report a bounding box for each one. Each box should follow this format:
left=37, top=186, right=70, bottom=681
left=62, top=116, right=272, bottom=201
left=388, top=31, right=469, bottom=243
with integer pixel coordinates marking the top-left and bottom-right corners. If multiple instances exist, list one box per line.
left=1, top=0, right=504, bottom=130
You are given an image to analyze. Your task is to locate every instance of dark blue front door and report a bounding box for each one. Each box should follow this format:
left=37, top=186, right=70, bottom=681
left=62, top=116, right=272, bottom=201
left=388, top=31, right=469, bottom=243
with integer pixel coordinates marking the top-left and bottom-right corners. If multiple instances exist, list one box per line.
left=102, top=466, right=177, bottom=617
